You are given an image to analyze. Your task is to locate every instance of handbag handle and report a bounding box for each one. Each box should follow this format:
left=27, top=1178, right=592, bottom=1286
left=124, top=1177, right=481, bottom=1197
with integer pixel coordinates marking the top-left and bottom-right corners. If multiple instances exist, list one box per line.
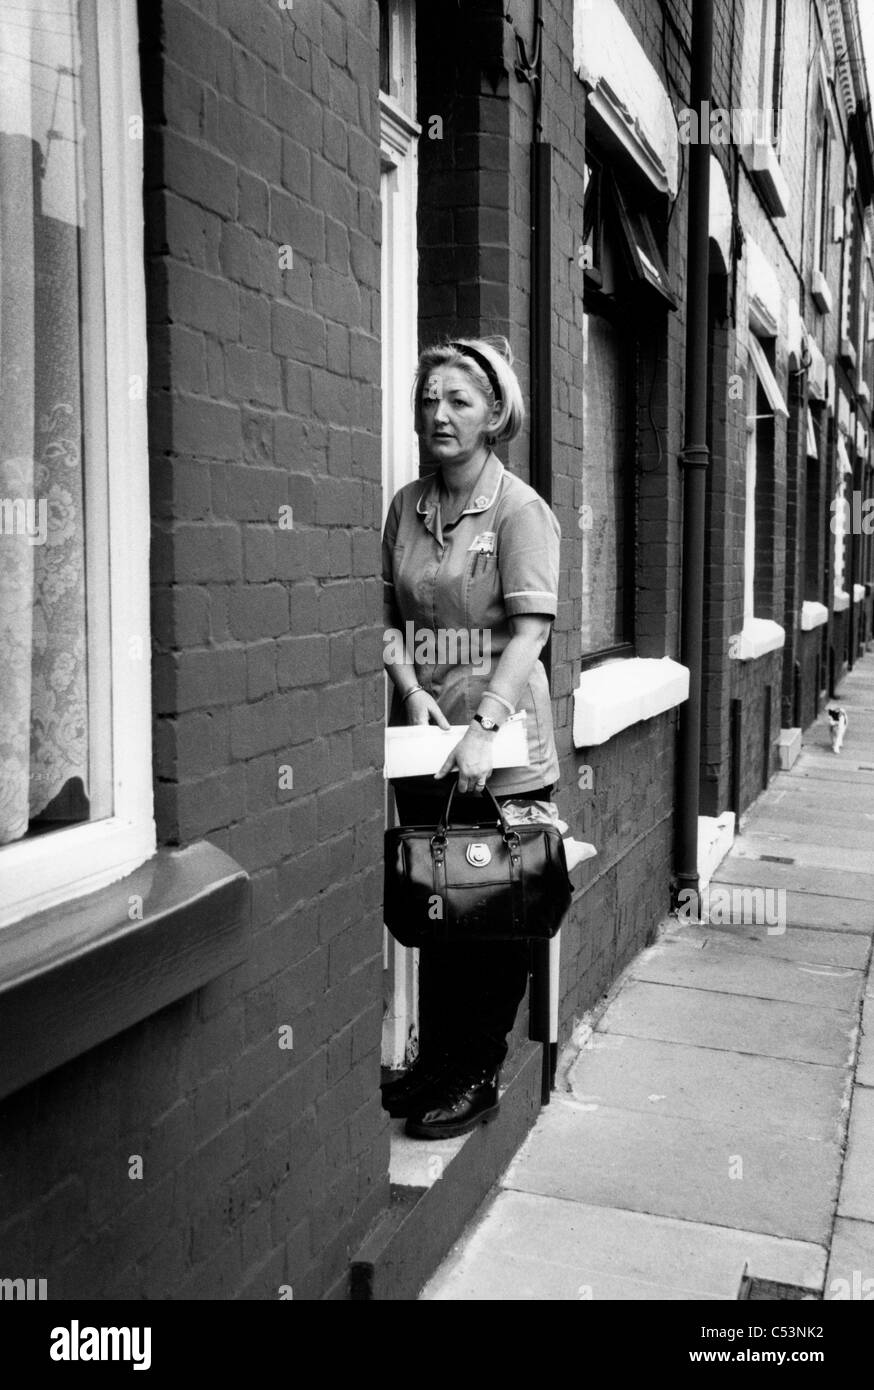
left=435, top=774, right=515, bottom=839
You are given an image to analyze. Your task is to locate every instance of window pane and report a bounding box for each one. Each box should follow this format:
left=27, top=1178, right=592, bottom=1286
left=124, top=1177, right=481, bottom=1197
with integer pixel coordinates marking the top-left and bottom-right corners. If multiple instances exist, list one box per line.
left=0, top=0, right=109, bottom=846
left=582, top=309, right=626, bottom=653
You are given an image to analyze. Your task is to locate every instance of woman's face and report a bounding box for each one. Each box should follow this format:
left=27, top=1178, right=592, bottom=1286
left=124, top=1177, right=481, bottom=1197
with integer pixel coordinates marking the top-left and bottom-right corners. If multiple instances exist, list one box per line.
left=418, top=365, right=495, bottom=467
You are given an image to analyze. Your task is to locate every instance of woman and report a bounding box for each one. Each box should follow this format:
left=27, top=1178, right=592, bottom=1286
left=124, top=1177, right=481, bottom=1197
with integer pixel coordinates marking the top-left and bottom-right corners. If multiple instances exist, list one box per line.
left=381, top=336, right=561, bottom=1140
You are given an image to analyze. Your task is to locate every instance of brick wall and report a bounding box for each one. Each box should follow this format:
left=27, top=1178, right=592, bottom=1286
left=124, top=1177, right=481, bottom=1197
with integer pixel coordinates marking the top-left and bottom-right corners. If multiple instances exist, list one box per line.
left=0, top=0, right=388, bottom=1302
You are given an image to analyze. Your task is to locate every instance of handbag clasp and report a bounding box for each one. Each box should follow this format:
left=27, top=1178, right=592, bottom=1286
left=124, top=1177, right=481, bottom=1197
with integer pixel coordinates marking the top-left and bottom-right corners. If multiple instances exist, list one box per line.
left=465, top=842, right=492, bottom=867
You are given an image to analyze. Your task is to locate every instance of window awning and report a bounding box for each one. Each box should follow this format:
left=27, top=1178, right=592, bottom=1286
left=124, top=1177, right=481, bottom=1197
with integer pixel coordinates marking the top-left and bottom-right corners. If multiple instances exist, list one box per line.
left=807, top=411, right=819, bottom=459
left=748, top=334, right=789, bottom=418
left=574, top=0, right=679, bottom=198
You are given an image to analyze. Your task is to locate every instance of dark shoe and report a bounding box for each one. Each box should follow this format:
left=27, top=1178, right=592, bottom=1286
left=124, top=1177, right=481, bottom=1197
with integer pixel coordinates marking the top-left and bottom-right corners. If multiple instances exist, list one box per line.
left=404, top=1067, right=500, bottom=1140
left=380, top=1050, right=455, bottom=1118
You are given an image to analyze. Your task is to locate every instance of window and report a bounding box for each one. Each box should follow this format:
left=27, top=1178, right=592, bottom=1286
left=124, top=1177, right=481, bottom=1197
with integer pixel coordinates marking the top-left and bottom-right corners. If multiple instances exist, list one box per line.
left=0, top=0, right=153, bottom=926
left=580, top=154, right=675, bottom=663
left=731, top=334, right=787, bottom=659
left=757, top=0, right=784, bottom=146
left=812, top=124, right=831, bottom=277
left=833, top=430, right=853, bottom=606
left=804, top=409, right=823, bottom=600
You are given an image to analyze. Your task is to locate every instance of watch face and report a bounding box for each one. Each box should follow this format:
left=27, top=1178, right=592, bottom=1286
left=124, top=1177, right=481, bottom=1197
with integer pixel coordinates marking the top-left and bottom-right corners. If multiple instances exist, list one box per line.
left=476, top=714, right=498, bottom=731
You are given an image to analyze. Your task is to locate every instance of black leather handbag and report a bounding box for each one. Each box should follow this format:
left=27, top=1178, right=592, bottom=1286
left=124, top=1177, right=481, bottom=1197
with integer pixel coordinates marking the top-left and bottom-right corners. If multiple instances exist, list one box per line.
left=384, top=778, right=573, bottom=946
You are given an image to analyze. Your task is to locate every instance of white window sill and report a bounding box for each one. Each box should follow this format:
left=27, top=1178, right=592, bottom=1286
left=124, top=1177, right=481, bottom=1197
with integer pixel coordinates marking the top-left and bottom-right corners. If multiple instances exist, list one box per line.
left=811, top=270, right=833, bottom=315
left=800, top=600, right=828, bottom=631
left=729, top=618, right=785, bottom=661
left=573, top=656, right=689, bottom=748
left=0, top=842, right=249, bottom=1101
left=0, top=817, right=156, bottom=929
left=743, top=137, right=789, bottom=219
left=834, top=589, right=850, bottom=612
left=854, top=583, right=867, bottom=603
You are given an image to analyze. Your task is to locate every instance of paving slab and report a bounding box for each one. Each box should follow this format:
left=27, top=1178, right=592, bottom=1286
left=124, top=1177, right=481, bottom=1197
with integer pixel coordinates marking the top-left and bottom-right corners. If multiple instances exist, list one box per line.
left=502, top=1096, right=839, bottom=1244
left=421, top=1189, right=827, bottom=1301
left=837, top=1087, right=874, bottom=1223
left=716, top=858, right=874, bottom=901
left=631, top=936, right=864, bottom=1011
left=566, top=1034, right=847, bottom=1142
left=778, top=764, right=874, bottom=785
left=736, top=816, right=874, bottom=848
left=599, top=979, right=858, bottom=1067
left=764, top=774, right=874, bottom=804
left=824, top=1218, right=874, bottom=1300
left=732, top=837, right=874, bottom=872
left=664, top=922, right=870, bottom=969
left=708, top=883, right=873, bottom=933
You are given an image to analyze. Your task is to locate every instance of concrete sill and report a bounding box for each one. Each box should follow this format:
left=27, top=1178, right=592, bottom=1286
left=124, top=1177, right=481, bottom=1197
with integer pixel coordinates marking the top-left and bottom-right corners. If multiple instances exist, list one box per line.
left=777, top=727, right=802, bottom=770
left=729, top=618, right=785, bottom=661
left=840, top=337, right=858, bottom=369
left=801, top=600, right=828, bottom=631
left=0, top=841, right=250, bottom=1101
left=698, top=812, right=735, bottom=890
left=743, top=138, right=789, bottom=218
left=572, top=656, right=690, bottom=748
left=811, top=270, right=833, bottom=315
left=834, top=589, right=850, bottom=612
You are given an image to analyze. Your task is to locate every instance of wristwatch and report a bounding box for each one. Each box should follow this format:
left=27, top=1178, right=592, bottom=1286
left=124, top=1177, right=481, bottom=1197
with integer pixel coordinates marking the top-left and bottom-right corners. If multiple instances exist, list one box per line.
left=473, top=713, right=501, bottom=733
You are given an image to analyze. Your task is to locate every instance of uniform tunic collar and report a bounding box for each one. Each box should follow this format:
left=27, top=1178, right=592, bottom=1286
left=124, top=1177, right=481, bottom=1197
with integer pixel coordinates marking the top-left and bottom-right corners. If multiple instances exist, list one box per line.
left=415, top=451, right=504, bottom=542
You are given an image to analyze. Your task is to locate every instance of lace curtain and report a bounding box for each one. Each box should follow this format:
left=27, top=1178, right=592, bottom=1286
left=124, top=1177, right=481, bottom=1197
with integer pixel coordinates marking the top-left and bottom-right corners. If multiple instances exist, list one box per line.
left=0, top=3, right=89, bottom=846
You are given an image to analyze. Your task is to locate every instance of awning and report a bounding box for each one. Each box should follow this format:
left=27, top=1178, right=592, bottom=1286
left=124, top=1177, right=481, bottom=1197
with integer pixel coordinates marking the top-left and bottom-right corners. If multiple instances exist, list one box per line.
left=748, top=334, right=789, bottom=418
left=807, top=411, right=819, bottom=459
left=574, top=0, right=679, bottom=198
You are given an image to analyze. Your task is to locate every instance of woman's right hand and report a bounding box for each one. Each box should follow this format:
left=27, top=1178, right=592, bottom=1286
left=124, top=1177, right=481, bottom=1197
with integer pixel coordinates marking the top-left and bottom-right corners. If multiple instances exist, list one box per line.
left=404, top=690, right=451, bottom=729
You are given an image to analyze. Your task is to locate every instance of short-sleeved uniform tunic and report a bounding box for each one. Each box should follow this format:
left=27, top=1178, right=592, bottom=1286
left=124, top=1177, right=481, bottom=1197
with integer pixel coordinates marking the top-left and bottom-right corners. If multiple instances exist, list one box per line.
left=382, top=451, right=561, bottom=796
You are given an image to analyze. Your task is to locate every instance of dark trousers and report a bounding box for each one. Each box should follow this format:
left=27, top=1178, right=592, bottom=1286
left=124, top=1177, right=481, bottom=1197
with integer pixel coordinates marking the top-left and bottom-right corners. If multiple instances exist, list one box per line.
left=391, top=782, right=553, bottom=1073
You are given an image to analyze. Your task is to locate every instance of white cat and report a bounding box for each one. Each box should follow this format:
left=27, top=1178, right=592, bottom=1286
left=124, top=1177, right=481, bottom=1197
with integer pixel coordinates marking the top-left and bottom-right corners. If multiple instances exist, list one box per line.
left=827, top=706, right=848, bottom=754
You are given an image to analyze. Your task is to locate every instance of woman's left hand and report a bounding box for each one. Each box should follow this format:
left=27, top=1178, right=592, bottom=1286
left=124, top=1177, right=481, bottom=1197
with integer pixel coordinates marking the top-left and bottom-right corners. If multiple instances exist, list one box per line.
left=436, top=723, right=495, bottom=794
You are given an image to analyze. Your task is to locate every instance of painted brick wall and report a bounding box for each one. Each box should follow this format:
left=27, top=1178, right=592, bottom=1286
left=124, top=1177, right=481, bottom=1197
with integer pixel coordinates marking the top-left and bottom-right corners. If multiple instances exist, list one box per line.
left=0, top=0, right=388, bottom=1303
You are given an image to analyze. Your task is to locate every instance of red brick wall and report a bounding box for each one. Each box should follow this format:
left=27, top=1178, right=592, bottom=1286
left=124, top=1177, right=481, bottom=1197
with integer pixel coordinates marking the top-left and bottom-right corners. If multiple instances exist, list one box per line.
left=0, top=0, right=388, bottom=1302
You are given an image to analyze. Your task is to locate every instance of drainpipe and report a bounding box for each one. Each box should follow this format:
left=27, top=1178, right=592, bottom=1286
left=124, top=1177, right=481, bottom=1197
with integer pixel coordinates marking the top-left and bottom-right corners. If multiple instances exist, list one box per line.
left=674, top=0, right=714, bottom=910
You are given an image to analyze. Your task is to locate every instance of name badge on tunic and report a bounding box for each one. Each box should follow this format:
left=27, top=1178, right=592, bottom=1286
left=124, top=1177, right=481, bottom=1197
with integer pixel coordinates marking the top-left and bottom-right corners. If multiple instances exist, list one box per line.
left=468, top=531, right=496, bottom=554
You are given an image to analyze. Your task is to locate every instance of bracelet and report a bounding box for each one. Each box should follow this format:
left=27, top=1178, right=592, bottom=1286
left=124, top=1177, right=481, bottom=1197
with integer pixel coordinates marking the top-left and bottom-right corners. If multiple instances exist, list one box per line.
left=402, top=685, right=424, bottom=703
left=483, top=690, right=515, bottom=716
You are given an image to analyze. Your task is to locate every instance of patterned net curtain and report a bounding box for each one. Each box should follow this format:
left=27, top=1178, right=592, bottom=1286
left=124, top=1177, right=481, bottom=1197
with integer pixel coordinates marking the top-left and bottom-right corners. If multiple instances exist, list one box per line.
left=0, top=0, right=89, bottom=845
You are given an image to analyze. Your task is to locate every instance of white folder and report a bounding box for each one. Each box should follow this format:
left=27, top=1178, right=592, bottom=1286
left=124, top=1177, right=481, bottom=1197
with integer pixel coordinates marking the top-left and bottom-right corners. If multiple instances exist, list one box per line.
left=384, top=711, right=530, bottom=780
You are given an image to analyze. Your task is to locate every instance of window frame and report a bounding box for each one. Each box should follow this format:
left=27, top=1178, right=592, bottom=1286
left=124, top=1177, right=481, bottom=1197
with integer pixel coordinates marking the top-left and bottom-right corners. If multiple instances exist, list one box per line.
left=379, top=0, right=420, bottom=1072
left=0, top=0, right=154, bottom=928
left=757, top=0, right=784, bottom=149
left=580, top=154, right=677, bottom=669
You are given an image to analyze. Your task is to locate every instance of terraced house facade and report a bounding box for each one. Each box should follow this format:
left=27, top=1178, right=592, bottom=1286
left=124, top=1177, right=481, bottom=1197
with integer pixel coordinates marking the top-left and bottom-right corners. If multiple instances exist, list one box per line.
left=0, top=0, right=872, bottom=1300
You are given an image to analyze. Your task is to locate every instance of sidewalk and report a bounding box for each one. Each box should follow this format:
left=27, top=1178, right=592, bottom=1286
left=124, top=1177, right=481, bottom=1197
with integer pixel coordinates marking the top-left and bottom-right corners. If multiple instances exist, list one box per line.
left=421, top=660, right=874, bottom=1300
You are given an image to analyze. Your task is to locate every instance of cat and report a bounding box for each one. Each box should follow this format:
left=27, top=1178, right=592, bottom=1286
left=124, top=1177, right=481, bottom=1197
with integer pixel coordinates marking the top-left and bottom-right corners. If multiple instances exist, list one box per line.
left=827, top=706, right=848, bottom=755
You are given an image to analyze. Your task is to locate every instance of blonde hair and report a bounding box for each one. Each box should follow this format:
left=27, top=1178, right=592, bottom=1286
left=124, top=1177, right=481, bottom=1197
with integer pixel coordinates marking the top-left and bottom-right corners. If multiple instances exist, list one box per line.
left=412, top=335, right=525, bottom=444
